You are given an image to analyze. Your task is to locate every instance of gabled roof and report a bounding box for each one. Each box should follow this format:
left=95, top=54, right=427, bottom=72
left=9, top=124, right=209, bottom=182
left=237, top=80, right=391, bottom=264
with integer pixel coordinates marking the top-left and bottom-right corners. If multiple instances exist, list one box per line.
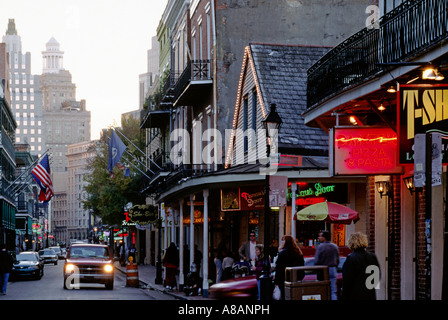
left=249, top=43, right=331, bottom=154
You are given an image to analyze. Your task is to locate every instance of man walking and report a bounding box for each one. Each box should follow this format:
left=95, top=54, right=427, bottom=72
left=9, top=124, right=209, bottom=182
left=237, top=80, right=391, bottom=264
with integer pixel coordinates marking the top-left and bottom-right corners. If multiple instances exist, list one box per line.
left=0, top=244, right=13, bottom=295
left=314, top=231, right=340, bottom=300
left=238, top=231, right=257, bottom=262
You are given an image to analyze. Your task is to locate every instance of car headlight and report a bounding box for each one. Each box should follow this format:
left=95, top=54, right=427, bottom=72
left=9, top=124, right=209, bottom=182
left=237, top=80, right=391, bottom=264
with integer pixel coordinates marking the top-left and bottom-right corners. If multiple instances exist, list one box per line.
left=65, top=264, right=76, bottom=272
left=104, top=264, right=113, bottom=272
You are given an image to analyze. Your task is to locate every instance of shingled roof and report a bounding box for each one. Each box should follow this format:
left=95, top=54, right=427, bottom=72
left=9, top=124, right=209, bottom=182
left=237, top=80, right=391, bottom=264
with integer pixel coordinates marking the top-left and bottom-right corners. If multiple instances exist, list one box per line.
left=249, top=43, right=330, bottom=155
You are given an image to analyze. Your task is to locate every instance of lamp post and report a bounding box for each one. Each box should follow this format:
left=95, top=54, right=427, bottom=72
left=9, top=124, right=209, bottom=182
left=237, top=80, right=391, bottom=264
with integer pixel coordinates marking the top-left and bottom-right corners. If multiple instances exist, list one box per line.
left=259, top=103, right=282, bottom=300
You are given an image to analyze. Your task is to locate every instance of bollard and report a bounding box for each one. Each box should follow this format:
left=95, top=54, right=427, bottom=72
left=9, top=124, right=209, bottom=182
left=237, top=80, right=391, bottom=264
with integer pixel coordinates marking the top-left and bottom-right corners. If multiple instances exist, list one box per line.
left=126, top=257, right=139, bottom=287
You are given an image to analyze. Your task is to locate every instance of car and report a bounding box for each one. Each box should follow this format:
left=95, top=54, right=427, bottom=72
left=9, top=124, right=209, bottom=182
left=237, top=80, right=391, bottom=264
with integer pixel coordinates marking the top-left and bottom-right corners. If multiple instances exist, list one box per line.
left=49, top=246, right=64, bottom=260
left=11, top=252, right=44, bottom=280
left=61, top=248, right=67, bottom=259
left=209, top=256, right=347, bottom=300
left=63, top=243, right=114, bottom=290
left=39, top=249, right=58, bottom=265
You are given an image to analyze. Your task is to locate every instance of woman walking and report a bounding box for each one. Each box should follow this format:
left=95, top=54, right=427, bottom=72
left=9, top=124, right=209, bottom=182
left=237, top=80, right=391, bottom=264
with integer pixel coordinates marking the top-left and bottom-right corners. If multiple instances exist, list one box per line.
left=273, top=235, right=304, bottom=300
left=342, top=232, right=380, bottom=300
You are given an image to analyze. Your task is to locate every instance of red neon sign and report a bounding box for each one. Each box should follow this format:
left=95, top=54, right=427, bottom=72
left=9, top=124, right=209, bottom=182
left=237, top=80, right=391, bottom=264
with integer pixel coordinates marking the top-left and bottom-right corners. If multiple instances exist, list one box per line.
left=295, top=197, right=326, bottom=206
left=334, top=128, right=403, bottom=175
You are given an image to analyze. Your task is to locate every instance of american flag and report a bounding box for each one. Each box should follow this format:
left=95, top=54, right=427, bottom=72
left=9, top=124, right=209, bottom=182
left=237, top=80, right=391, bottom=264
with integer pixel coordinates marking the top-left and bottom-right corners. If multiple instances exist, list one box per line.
left=31, top=154, right=54, bottom=202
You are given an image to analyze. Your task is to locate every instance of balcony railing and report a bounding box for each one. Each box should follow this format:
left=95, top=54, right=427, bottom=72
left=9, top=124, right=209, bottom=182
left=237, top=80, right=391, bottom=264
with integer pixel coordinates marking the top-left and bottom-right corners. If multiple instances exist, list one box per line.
left=173, top=59, right=212, bottom=102
left=307, top=0, right=448, bottom=108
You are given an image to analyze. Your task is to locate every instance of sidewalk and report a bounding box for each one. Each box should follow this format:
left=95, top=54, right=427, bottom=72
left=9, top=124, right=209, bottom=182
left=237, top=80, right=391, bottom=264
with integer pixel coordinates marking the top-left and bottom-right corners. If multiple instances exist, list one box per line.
left=114, top=261, right=213, bottom=300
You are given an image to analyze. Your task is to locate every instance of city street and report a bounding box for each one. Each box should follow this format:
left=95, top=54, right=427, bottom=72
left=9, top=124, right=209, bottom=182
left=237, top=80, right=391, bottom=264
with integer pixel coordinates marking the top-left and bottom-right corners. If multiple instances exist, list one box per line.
left=0, top=263, right=177, bottom=300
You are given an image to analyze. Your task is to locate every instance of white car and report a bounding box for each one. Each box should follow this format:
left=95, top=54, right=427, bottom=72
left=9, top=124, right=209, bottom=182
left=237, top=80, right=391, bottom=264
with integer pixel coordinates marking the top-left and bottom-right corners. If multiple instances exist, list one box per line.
left=49, top=246, right=64, bottom=259
left=39, top=249, right=58, bottom=265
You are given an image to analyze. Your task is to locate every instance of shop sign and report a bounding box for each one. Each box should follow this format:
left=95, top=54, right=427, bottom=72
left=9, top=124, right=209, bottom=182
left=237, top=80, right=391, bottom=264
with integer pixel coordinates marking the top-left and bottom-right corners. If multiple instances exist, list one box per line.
left=183, top=209, right=210, bottom=224
left=332, top=224, right=346, bottom=247
left=240, top=187, right=264, bottom=211
left=399, top=84, right=448, bottom=164
left=221, top=188, right=241, bottom=211
left=334, top=127, right=402, bottom=175
left=288, top=182, right=348, bottom=207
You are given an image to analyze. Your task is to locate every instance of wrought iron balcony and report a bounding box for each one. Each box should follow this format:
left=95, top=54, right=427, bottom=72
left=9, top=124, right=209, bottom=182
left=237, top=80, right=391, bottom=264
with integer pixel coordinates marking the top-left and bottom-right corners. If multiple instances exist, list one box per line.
left=307, top=0, right=448, bottom=109
left=173, top=59, right=213, bottom=106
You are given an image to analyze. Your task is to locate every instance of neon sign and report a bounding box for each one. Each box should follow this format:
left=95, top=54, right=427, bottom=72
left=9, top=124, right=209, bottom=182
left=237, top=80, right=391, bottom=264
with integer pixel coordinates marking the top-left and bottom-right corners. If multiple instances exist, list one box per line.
left=334, top=127, right=403, bottom=175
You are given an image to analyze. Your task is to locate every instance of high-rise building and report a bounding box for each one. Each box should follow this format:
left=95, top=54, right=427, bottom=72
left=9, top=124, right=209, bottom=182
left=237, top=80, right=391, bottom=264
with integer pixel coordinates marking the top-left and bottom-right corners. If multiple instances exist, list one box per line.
left=64, top=140, right=97, bottom=244
left=3, top=19, right=45, bottom=157
left=39, top=37, right=91, bottom=177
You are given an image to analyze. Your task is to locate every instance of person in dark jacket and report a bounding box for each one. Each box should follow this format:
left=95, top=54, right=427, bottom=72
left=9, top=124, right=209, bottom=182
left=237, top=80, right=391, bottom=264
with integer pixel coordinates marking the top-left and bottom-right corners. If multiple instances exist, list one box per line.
left=251, top=244, right=270, bottom=300
left=0, top=244, right=13, bottom=295
left=163, top=242, right=179, bottom=291
left=342, top=232, right=381, bottom=300
left=274, top=235, right=304, bottom=300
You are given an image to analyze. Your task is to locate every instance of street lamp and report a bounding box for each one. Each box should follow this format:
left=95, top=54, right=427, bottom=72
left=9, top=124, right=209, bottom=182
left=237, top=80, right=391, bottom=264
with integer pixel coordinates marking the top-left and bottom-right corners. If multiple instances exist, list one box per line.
left=260, top=103, right=282, bottom=300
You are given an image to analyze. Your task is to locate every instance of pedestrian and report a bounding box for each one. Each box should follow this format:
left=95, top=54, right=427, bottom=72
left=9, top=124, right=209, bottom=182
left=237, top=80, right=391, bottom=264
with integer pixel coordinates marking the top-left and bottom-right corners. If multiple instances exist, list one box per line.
left=119, top=244, right=125, bottom=266
left=221, top=252, right=235, bottom=281
left=238, top=231, right=257, bottom=262
left=251, top=244, right=270, bottom=300
left=268, top=239, right=278, bottom=262
left=0, top=244, right=13, bottom=295
left=163, top=242, right=179, bottom=291
left=342, top=232, right=381, bottom=300
left=274, top=235, right=304, bottom=300
left=314, top=230, right=340, bottom=300
left=214, top=242, right=227, bottom=283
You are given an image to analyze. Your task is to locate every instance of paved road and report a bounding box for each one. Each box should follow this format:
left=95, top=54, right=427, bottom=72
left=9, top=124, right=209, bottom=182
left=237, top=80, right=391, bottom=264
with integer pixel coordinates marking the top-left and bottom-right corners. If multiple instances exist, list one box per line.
left=1, top=261, right=177, bottom=300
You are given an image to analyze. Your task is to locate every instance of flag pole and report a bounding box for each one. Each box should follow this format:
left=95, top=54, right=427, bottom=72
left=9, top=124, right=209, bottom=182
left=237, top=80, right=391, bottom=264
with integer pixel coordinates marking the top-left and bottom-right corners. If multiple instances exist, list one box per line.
left=123, top=149, right=155, bottom=175
left=114, top=129, right=162, bottom=170
left=5, top=149, right=50, bottom=192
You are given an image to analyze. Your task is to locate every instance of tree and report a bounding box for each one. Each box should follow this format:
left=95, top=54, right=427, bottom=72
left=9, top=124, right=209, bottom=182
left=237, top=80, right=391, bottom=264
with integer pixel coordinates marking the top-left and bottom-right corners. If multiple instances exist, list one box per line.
left=83, top=118, right=146, bottom=225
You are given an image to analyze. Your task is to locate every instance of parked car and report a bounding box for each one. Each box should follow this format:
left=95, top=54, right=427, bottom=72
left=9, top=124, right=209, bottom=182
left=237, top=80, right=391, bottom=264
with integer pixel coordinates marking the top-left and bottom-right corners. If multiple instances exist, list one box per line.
left=49, top=246, right=64, bottom=260
left=209, top=256, right=346, bottom=300
left=63, top=243, right=114, bottom=290
left=11, top=252, right=44, bottom=280
left=38, top=249, right=58, bottom=265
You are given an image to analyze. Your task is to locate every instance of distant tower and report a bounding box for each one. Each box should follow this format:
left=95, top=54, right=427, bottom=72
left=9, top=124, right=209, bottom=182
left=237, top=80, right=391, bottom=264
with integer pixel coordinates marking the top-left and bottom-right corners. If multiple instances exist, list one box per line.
left=42, top=37, right=64, bottom=74
left=3, top=19, right=22, bottom=53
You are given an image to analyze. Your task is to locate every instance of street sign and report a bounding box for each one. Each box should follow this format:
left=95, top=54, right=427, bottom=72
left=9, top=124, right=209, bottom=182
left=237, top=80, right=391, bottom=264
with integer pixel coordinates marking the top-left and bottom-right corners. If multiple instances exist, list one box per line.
left=269, top=175, right=288, bottom=207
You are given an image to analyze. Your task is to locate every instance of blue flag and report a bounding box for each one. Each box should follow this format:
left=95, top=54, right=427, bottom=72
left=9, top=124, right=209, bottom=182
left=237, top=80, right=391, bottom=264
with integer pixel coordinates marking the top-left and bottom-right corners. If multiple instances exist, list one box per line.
left=108, top=130, right=127, bottom=175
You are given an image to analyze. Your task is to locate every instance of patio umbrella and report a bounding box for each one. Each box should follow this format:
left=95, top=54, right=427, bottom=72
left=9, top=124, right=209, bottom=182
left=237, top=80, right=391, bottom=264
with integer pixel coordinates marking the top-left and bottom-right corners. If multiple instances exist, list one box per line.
left=296, top=201, right=359, bottom=224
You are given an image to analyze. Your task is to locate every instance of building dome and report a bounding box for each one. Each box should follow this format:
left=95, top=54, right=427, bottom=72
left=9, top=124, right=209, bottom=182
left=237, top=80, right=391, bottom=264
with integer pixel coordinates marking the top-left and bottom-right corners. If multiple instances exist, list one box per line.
left=42, top=37, right=64, bottom=73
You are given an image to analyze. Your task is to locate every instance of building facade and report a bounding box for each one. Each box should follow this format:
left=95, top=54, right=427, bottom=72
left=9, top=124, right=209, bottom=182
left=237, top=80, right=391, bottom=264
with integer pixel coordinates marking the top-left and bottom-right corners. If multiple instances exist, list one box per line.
left=65, top=140, right=97, bottom=244
left=3, top=19, right=45, bottom=157
left=0, top=42, right=17, bottom=249
left=303, top=0, right=448, bottom=300
left=140, top=0, right=377, bottom=297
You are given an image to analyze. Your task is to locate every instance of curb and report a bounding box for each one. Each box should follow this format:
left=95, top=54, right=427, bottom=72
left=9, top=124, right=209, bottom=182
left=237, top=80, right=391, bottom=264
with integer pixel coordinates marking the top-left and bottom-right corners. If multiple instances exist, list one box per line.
left=114, top=265, right=188, bottom=300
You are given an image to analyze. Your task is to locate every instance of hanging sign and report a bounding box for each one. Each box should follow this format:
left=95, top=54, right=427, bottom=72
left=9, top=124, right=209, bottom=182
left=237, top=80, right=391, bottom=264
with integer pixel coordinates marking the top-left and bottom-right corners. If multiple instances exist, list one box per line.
left=398, top=84, right=448, bottom=164
left=334, top=127, right=402, bottom=175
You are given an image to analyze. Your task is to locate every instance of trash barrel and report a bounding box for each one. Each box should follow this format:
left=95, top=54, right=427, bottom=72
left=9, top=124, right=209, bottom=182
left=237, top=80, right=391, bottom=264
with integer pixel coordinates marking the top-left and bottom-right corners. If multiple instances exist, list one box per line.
left=284, top=265, right=331, bottom=300
left=126, top=261, right=139, bottom=287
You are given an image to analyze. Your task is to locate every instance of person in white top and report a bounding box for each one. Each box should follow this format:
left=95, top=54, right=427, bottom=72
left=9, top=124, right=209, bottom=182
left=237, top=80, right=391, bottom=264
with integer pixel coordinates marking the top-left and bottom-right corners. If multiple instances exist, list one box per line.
left=238, top=231, right=258, bottom=262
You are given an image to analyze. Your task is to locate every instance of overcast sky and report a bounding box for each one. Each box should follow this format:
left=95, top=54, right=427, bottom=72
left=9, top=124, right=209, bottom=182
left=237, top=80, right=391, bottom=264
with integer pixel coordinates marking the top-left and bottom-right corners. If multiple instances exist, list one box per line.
left=0, top=0, right=168, bottom=139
